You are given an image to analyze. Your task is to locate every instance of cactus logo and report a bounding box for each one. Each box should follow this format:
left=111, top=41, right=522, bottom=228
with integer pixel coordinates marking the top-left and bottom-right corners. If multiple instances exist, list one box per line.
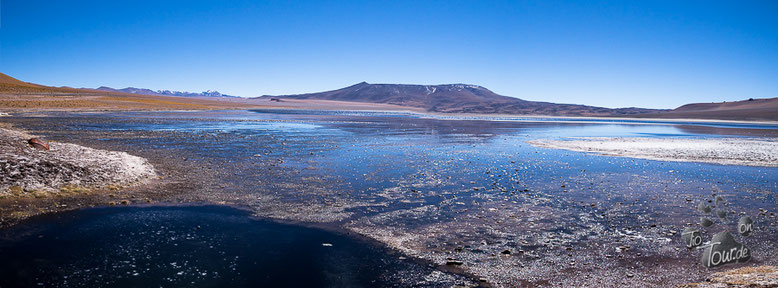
left=683, top=196, right=755, bottom=269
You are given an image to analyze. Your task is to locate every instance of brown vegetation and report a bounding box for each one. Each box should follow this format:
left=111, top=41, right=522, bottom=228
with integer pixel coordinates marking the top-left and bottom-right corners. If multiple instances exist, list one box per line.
left=635, top=97, right=778, bottom=122
left=0, top=72, right=257, bottom=111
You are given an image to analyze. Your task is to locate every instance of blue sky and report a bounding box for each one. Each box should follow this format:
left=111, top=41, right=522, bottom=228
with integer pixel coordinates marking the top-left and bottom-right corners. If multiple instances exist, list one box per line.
left=1, top=0, right=777, bottom=108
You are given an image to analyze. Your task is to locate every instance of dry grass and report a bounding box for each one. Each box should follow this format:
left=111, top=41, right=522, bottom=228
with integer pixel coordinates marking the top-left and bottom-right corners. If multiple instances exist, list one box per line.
left=97, top=96, right=213, bottom=109
left=0, top=92, right=258, bottom=111
left=0, top=72, right=261, bottom=111
left=679, top=266, right=778, bottom=287
left=0, top=99, right=107, bottom=108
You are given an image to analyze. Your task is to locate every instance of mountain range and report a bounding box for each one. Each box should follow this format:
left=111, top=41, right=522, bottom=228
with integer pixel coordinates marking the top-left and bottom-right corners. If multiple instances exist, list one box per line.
left=259, top=82, right=664, bottom=116
left=96, top=86, right=238, bottom=98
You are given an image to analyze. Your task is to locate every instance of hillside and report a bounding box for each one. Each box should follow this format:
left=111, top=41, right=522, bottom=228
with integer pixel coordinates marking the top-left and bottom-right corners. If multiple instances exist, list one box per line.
left=259, top=82, right=662, bottom=116
left=0, top=73, right=43, bottom=88
left=0, top=72, right=253, bottom=110
left=634, top=97, right=778, bottom=121
left=0, top=72, right=76, bottom=94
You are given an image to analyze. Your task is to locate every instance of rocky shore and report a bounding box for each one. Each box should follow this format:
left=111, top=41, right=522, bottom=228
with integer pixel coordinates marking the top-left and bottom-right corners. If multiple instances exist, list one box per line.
left=0, top=126, right=156, bottom=196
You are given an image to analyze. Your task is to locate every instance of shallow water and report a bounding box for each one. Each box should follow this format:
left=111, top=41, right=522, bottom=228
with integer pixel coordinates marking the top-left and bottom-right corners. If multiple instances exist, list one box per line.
left=3, top=110, right=777, bottom=287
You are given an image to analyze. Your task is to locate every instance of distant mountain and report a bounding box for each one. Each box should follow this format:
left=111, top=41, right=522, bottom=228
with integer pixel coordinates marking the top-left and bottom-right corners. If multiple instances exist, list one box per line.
left=634, top=97, right=778, bottom=121
left=96, top=86, right=239, bottom=98
left=259, top=82, right=663, bottom=116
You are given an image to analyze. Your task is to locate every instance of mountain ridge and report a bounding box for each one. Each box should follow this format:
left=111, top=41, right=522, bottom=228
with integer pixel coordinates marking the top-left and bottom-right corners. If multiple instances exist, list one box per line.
left=259, top=82, right=664, bottom=116
left=96, top=86, right=239, bottom=98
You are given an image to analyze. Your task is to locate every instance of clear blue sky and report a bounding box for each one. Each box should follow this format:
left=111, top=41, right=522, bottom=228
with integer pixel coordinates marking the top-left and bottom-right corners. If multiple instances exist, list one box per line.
left=1, top=0, right=777, bottom=108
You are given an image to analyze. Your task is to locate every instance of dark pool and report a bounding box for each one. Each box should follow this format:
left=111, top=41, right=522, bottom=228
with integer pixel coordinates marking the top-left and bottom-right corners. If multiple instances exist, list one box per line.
left=0, top=206, right=446, bottom=288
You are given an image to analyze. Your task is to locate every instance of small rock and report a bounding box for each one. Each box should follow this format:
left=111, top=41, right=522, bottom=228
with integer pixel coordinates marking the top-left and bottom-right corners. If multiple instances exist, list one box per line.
left=716, top=209, right=728, bottom=220
left=28, top=138, right=50, bottom=150
left=445, top=259, right=464, bottom=266
left=697, top=203, right=712, bottom=213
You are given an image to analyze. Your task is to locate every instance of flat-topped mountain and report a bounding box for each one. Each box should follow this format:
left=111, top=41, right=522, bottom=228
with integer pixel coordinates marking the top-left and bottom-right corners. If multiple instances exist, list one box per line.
left=96, top=86, right=238, bottom=98
left=260, top=82, right=663, bottom=116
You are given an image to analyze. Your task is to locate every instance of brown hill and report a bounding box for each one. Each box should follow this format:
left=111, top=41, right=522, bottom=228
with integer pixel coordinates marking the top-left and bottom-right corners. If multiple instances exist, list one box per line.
left=259, top=82, right=662, bottom=116
left=0, top=72, right=53, bottom=92
left=0, top=73, right=42, bottom=87
left=0, top=72, right=254, bottom=111
left=634, top=97, right=778, bottom=121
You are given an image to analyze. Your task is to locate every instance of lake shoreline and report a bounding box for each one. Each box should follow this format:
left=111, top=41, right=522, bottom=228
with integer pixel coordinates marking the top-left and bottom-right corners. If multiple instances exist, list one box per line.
left=4, top=102, right=778, bottom=125
left=1, top=110, right=776, bottom=287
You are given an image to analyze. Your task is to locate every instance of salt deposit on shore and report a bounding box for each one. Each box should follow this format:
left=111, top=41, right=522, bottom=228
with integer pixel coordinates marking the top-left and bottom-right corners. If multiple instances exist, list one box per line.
left=1, top=127, right=156, bottom=194
left=528, top=137, right=778, bottom=167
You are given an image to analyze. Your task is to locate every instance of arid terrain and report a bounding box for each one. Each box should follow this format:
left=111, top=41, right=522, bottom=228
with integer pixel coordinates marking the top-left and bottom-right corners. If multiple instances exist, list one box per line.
left=0, top=73, right=256, bottom=111
left=3, top=72, right=777, bottom=123
left=634, top=97, right=778, bottom=122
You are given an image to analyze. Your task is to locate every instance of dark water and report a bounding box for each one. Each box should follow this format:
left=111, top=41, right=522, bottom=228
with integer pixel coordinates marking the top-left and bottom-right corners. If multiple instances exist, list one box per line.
left=0, top=206, right=434, bottom=288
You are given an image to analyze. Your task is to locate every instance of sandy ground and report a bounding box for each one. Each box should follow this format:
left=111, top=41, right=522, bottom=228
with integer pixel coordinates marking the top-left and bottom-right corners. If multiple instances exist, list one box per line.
left=0, top=93, right=261, bottom=111
left=0, top=127, right=156, bottom=195
left=528, top=137, right=778, bottom=167
left=678, top=265, right=778, bottom=287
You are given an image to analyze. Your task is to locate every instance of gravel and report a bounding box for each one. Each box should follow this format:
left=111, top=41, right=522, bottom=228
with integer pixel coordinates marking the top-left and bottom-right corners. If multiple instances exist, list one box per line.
left=0, top=127, right=156, bottom=194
